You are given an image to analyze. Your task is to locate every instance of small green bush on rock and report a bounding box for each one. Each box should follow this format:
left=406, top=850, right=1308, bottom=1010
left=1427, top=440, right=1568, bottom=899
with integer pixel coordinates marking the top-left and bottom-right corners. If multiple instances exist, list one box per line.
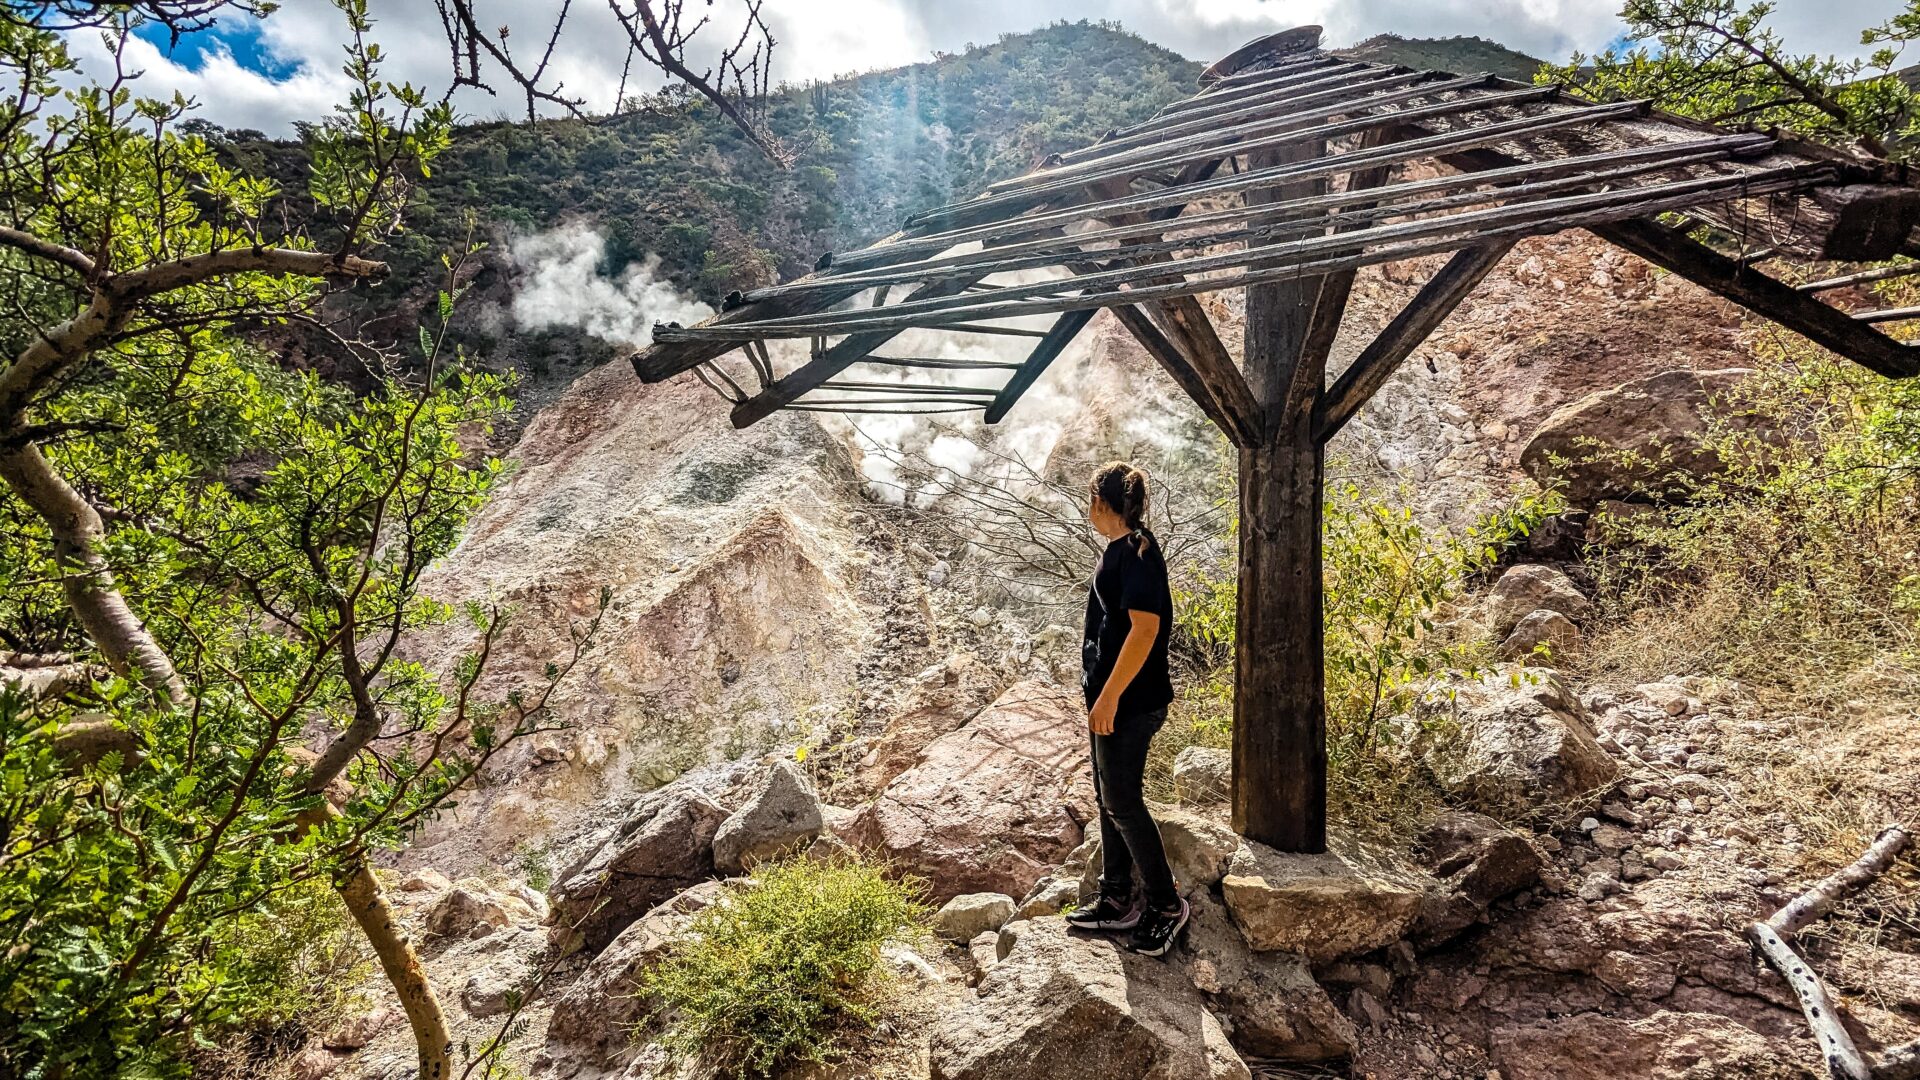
left=639, top=857, right=927, bottom=1078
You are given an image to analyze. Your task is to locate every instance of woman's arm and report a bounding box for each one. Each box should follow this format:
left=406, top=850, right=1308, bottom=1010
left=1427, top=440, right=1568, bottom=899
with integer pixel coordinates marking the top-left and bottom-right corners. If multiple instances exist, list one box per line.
left=1089, top=610, right=1160, bottom=735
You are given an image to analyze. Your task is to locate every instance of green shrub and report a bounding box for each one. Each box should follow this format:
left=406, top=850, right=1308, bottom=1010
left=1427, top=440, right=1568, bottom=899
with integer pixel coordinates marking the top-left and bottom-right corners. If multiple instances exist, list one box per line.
left=639, top=857, right=927, bottom=1078
left=1163, top=482, right=1556, bottom=833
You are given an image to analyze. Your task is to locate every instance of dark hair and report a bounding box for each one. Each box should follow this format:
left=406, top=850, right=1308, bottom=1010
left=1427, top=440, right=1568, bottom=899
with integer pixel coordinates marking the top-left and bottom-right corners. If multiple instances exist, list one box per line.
left=1090, top=460, right=1154, bottom=556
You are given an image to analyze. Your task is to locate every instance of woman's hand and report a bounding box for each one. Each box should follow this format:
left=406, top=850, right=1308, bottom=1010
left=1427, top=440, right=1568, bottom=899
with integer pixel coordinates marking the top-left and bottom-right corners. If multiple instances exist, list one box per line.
left=1088, top=695, right=1117, bottom=736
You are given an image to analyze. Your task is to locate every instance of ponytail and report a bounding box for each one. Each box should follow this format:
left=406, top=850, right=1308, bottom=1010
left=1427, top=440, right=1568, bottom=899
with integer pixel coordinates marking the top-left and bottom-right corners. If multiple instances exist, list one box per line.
left=1091, top=461, right=1155, bottom=556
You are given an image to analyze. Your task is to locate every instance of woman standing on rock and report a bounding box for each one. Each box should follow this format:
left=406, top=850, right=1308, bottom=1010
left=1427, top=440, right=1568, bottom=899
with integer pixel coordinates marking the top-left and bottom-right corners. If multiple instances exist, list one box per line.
left=1065, top=461, right=1189, bottom=956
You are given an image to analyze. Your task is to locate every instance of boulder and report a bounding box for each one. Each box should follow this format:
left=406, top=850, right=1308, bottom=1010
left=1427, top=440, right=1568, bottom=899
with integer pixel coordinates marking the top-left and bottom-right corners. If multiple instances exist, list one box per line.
left=1499, top=609, right=1581, bottom=663
left=1416, top=669, right=1619, bottom=817
left=1077, top=807, right=1244, bottom=899
left=1410, top=811, right=1545, bottom=947
left=542, top=880, right=725, bottom=1061
left=1013, top=875, right=1081, bottom=920
left=1220, top=837, right=1426, bottom=961
left=849, top=682, right=1095, bottom=903
left=711, top=758, right=825, bottom=873
left=1485, top=564, right=1590, bottom=635
left=548, top=781, right=730, bottom=955
left=1171, top=747, right=1232, bottom=805
left=1182, top=891, right=1357, bottom=1061
left=425, top=880, right=539, bottom=939
left=1520, top=367, right=1760, bottom=505
left=929, top=917, right=1250, bottom=1080
left=436, top=926, right=544, bottom=1020
left=932, top=893, right=1016, bottom=942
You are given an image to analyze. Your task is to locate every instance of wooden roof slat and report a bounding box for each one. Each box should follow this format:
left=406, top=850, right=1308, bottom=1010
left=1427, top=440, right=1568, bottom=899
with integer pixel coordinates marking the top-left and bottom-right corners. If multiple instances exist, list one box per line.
left=829, top=97, right=1660, bottom=280
left=663, top=161, right=1827, bottom=341
left=983, top=309, right=1099, bottom=423
left=909, top=77, right=1547, bottom=228
left=1799, top=262, right=1920, bottom=291
left=745, top=135, right=1767, bottom=305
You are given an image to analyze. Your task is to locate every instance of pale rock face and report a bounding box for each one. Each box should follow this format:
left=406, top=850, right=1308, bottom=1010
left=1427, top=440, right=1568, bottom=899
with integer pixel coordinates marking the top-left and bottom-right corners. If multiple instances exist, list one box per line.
left=1485, top=564, right=1591, bottom=636
left=931, top=892, right=1016, bottom=942
left=1220, top=836, right=1428, bottom=961
left=424, top=880, right=540, bottom=939
left=398, top=369, right=880, bottom=872
left=710, top=758, right=825, bottom=873
left=1171, top=746, right=1232, bottom=806
left=928, top=917, right=1250, bottom=1080
left=1519, top=367, right=1760, bottom=505
left=1415, top=668, right=1619, bottom=817
left=849, top=682, right=1095, bottom=903
left=1499, top=608, right=1581, bottom=663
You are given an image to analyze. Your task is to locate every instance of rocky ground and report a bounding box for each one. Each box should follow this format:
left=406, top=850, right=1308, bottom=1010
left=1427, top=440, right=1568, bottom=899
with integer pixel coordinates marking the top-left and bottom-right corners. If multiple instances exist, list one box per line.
left=286, top=228, right=1919, bottom=1080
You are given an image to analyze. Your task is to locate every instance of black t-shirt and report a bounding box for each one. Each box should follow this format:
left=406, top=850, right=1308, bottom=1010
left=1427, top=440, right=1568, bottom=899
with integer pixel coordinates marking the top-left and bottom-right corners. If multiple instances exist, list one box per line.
left=1081, top=532, right=1175, bottom=715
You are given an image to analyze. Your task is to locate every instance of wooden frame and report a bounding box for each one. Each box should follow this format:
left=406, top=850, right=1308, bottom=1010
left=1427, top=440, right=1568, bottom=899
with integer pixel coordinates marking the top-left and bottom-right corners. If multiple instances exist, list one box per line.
left=626, top=26, right=1920, bottom=852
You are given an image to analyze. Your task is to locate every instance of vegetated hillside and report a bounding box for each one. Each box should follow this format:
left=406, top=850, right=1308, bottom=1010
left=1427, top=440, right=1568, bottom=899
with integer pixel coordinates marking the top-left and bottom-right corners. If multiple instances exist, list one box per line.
left=213, top=20, right=1200, bottom=391
left=1335, top=33, right=1545, bottom=82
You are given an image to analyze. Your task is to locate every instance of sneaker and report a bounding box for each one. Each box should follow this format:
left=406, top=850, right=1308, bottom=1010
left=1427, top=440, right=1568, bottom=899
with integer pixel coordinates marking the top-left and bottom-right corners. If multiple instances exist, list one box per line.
left=1126, top=898, right=1190, bottom=957
left=1064, top=893, right=1141, bottom=931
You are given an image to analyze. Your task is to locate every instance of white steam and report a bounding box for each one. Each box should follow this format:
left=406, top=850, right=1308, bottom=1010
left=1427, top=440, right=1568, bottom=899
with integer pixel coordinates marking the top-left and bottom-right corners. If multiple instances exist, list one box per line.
left=509, top=224, right=713, bottom=346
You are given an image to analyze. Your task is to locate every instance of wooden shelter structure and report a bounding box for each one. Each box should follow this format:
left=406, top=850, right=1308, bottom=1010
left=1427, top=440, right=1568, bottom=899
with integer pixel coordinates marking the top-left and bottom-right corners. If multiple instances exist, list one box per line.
left=630, top=26, right=1920, bottom=852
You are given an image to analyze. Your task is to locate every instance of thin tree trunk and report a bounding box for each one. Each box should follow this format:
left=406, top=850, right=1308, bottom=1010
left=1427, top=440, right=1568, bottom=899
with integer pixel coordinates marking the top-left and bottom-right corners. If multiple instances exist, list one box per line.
left=338, top=858, right=453, bottom=1080
left=0, top=441, right=184, bottom=702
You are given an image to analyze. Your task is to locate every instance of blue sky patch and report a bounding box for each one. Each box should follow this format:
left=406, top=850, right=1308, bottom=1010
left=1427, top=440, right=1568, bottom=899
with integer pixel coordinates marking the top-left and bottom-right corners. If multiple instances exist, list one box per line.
left=133, top=15, right=301, bottom=81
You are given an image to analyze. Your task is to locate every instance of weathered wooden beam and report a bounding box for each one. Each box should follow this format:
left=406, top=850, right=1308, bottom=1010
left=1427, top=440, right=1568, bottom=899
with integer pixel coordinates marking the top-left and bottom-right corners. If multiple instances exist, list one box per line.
left=1854, top=306, right=1920, bottom=325
left=1233, top=134, right=1330, bottom=853
left=1769, top=826, right=1911, bottom=936
left=775, top=135, right=1767, bottom=302
left=907, top=78, right=1548, bottom=229
left=983, top=308, right=1098, bottom=423
left=1799, top=262, right=1920, bottom=292
left=1880, top=1041, right=1920, bottom=1080
left=1317, top=242, right=1516, bottom=442
left=833, top=98, right=1660, bottom=273
left=682, top=164, right=1826, bottom=340
left=728, top=276, right=980, bottom=428
left=1748, top=921, right=1874, bottom=1080
left=1107, top=303, right=1255, bottom=444
left=1595, top=218, right=1920, bottom=379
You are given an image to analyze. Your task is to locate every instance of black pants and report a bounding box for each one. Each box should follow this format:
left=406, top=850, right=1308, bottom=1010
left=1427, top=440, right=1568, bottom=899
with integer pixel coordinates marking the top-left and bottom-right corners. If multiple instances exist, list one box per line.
left=1090, top=706, right=1178, bottom=911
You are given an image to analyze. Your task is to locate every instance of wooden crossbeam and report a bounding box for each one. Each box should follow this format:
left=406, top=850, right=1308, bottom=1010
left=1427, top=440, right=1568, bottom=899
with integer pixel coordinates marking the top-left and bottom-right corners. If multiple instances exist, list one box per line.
left=1595, top=218, right=1920, bottom=378
left=1799, top=261, right=1920, bottom=292
left=727, top=276, right=981, bottom=428
left=983, top=309, right=1097, bottom=423
left=1316, top=242, right=1517, bottom=442
left=1108, top=303, right=1257, bottom=444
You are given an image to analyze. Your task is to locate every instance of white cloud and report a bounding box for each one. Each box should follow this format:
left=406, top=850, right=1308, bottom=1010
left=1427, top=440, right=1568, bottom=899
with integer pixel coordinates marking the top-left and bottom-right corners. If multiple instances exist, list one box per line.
left=61, top=0, right=1909, bottom=134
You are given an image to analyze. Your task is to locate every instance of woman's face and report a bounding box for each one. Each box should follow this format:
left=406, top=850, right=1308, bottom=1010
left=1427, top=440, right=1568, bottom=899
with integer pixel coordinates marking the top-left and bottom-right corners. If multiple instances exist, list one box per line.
left=1088, top=493, right=1124, bottom=536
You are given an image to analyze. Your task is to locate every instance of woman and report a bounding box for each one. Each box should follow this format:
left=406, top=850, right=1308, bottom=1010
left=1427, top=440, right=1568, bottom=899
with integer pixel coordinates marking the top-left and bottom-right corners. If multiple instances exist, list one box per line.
left=1064, top=461, right=1189, bottom=956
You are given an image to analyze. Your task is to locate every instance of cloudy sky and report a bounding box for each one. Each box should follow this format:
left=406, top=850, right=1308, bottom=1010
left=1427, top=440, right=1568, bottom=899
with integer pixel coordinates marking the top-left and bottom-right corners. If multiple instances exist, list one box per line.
left=70, top=0, right=1908, bottom=134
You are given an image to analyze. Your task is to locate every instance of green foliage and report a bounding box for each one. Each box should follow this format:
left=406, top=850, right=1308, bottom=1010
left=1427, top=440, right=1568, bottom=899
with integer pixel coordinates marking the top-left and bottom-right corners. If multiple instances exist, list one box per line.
left=1540, top=0, right=1920, bottom=158
left=640, top=857, right=927, bottom=1079
left=1167, top=484, right=1558, bottom=830
left=1585, top=338, right=1920, bottom=694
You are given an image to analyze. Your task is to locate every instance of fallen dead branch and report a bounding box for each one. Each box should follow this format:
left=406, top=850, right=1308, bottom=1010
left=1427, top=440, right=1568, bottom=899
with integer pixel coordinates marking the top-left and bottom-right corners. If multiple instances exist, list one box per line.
left=1746, top=825, right=1914, bottom=1080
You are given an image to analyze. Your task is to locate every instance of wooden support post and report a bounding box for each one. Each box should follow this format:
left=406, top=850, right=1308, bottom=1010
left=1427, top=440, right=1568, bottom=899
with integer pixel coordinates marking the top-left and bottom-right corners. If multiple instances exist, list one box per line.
left=1234, top=136, right=1330, bottom=853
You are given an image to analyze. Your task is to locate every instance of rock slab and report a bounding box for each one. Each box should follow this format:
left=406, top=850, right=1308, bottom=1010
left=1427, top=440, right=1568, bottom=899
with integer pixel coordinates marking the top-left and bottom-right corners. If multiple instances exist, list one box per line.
left=851, top=682, right=1094, bottom=903
left=929, top=917, right=1250, bottom=1080
left=1220, top=838, right=1426, bottom=961
left=711, top=758, right=824, bottom=872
